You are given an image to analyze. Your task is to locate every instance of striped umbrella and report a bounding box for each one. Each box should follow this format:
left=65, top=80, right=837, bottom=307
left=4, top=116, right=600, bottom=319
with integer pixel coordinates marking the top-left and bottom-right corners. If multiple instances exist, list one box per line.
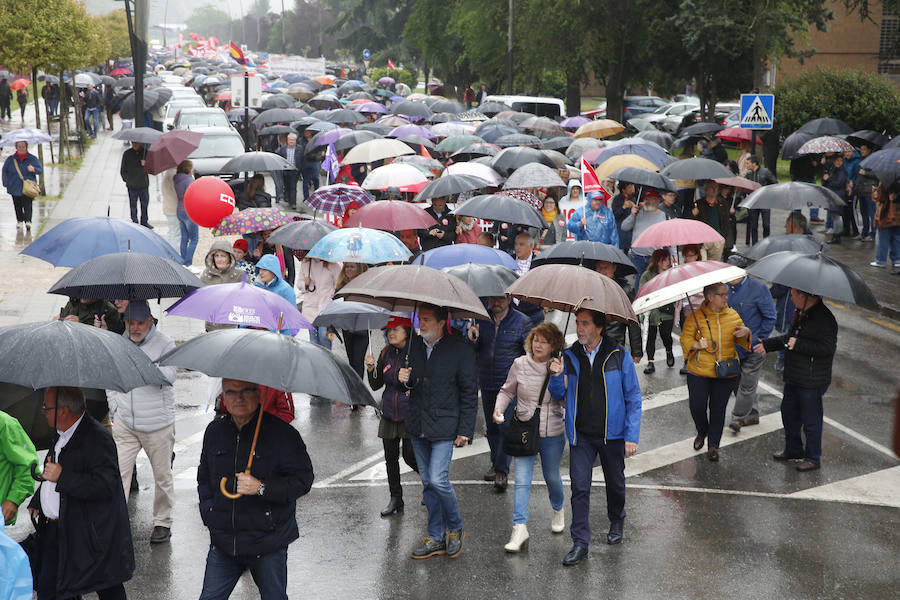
left=306, top=184, right=375, bottom=215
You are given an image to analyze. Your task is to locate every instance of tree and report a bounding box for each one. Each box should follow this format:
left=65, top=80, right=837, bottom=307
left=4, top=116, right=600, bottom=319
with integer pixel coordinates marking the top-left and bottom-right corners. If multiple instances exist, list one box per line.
left=96, top=10, right=131, bottom=60
left=403, top=0, right=465, bottom=94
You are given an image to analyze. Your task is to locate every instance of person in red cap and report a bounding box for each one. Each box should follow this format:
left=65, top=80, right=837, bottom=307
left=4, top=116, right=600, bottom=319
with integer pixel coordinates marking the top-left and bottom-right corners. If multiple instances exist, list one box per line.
left=621, top=188, right=667, bottom=286
left=364, top=315, right=418, bottom=517
left=340, top=201, right=360, bottom=228
left=231, top=239, right=255, bottom=283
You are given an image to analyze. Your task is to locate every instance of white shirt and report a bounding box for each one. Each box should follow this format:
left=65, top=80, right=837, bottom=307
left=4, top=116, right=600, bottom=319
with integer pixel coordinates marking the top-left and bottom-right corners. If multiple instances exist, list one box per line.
left=584, top=339, right=602, bottom=367
left=515, top=255, right=532, bottom=276
left=39, top=414, right=84, bottom=520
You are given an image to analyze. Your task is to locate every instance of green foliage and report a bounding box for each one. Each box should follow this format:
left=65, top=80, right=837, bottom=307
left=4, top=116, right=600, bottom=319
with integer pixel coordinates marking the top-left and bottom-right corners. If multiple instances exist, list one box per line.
left=95, top=11, right=130, bottom=59
left=0, top=0, right=103, bottom=71
left=369, top=67, right=417, bottom=89
left=185, top=4, right=231, bottom=34
left=775, top=68, right=900, bottom=135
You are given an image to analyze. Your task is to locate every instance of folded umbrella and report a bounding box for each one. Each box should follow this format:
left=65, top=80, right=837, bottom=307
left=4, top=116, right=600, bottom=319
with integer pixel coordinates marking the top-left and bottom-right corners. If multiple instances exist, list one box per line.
left=739, top=182, right=845, bottom=211
left=48, top=252, right=203, bottom=300
left=451, top=194, right=546, bottom=229
left=219, top=151, right=296, bottom=174
left=212, top=208, right=293, bottom=236
left=531, top=240, right=635, bottom=274
left=144, top=130, right=203, bottom=175
left=745, top=234, right=824, bottom=260
left=268, top=218, right=338, bottom=249
left=631, top=218, right=724, bottom=248
left=418, top=244, right=518, bottom=270
left=307, top=227, right=412, bottom=264
left=344, top=200, right=437, bottom=230
left=502, top=163, right=566, bottom=190
left=441, top=263, right=518, bottom=297
left=306, top=184, right=375, bottom=214
left=660, top=157, right=732, bottom=181
left=632, top=261, right=745, bottom=314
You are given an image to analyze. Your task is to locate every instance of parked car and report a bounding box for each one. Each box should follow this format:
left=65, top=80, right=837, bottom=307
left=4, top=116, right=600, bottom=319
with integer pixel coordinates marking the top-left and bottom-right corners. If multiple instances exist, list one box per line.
left=186, top=127, right=246, bottom=177
left=482, top=94, right=566, bottom=118
left=161, top=97, right=206, bottom=130
left=582, top=95, right=668, bottom=120
left=172, top=107, right=232, bottom=130
left=628, top=102, right=698, bottom=131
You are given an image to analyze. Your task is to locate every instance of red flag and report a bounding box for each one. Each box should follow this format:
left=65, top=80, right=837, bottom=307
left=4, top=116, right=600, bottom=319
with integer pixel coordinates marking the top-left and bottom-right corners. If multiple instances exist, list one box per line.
left=387, top=59, right=396, bottom=70
left=420, top=145, right=432, bottom=159
left=189, top=32, right=200, bottom=41
left=581, top=158, right=611, bottom=204
left=340, top=65, right=346, bottom=78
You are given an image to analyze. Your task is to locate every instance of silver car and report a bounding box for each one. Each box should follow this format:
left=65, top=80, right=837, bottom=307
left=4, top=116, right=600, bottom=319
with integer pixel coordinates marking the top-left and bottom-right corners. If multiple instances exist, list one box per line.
left=186, top=127, right=246, bottom=177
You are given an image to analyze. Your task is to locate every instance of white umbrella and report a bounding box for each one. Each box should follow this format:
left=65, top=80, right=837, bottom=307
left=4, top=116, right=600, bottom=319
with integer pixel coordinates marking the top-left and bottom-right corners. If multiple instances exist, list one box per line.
left=342, top=138, right=415, bottom=164
left=502, top=163, right=566, bottom=190
left=431, top=122, right=476, bottom=137
left=632, top=264, right=746, bottom=315
left=442, top=162, right=504, bottom=186
left=0, top=128, right=53, bottom=147
left=361, top=163, right=429, bottom=190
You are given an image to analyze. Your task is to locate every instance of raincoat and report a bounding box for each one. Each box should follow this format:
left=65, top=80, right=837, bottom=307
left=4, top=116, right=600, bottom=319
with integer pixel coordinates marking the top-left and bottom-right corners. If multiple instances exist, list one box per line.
left=254, top=254, right=297, bottom=306
left=0, top=411, right=37, bottom=526
left=565, top=179, right=619, bottom=245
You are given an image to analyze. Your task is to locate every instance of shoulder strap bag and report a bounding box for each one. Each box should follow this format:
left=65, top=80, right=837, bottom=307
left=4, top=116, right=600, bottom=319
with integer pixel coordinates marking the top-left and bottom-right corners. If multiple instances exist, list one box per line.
left=14, top=158, right=40, bottom=199
left=502, top=371, right=551, bottom=457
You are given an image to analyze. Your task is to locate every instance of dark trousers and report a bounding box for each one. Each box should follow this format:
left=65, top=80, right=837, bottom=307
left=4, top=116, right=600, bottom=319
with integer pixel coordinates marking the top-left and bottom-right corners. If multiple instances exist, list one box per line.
left=687, top=373, right=737, bottom=449
left=569, top=434, right=625, bottom=547
left=302, top=164, right=319, bottom=200
left=0, top=98, right=10, bottom=119
left=342, top=330, right=368, bottom=379
left=746, top=208, right=771, bottom=245
left=36, top=520, right=127, bottom=600
left=383, top=435, right=418, bottom=498
left=12, top=194, right=33, bottom=222
left=646, top=319, right=673, bottom=361
left=127, top=187, right=149, bottom=225
left=199, top=544, right=287, bottom=600
left=283, top=172, right=299, bottom=207
left=781, top=383, right=826, bottom=464
left=481, top=389, right=513, bottom=474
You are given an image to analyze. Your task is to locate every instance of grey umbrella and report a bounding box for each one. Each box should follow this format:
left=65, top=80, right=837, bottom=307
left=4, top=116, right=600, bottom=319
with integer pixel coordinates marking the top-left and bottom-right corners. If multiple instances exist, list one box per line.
left=744, top=234, right=825, bottom=260
left=739, top=182, right=845, bottom=211
left=503, top=163, right=566, bottom=190
left=413, top=174, right=488, bottom=201
left=451, top=194, right=547, bottom=229
left=323, top=109, right=367, bottom=124
left=312, top=298, right=400, bottom=331
left=259, top=125, right=295, bottom=136
left=390, top=101, right=433, bottom=119
left=520, top=116, right=565, bottom=137
left=635, top=129, right=674, bottom=150
left=0, top=320, right=170, bottom=392
left=157, top=328, right=375, bottom=406
left=261, top=94, right=295, bottom=109
left=609, top=166, right=676, bottom=192
left=47, top=252, right=203, bottom=300
left=541, top=136, right=575, bottom=151
left=494, top=133, right=543, bottom=148
left=252, top=108, right=299, bottom=125
left=441, top=263, right=518, bottom=297
left=268, top=218, right=338, bottom=250
left=476, top=102, right=512, bottom=116
left=531, top=240, right=636, bottom=274
left=219, top=151, right=296, bottom=174
left=112, top=127, right=163, bottom=144
left=660, top=157, right=732, bottom=181
left=430, top=99, right=465, bottom=114
left=491, top=147, right=558, bottom=177
left=334, top=130, right=381, bottom=152
left=118, top=89, right=160, bottom=120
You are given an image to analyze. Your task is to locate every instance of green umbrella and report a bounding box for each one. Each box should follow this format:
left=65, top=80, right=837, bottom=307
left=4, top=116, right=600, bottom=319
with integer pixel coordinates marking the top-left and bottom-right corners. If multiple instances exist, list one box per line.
left=435, top=134, right=485, bottom=153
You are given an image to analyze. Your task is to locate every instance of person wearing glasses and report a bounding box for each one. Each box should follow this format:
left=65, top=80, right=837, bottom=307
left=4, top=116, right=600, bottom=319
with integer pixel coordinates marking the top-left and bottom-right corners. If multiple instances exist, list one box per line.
left=197, top=378, right=314, bottom=599
left=680, top=283, right=751, bottom=462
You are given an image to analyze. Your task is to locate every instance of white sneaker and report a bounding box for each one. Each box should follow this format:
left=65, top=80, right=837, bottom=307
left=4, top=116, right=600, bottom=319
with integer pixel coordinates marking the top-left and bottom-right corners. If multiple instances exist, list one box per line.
left=25, top=222, right=31, bottom=230
left=551, top=508, right=565, bottom=533
left=870, top=261, right=886, bottom=268
left=504, top=523, right=529, bottom=552
left=824, top=228, right=833, bottom=234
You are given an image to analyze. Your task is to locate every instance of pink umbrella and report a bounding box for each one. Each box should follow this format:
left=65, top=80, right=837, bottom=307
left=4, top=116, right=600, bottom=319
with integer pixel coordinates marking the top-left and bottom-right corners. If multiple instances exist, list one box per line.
left=631, top=218, right=723, bottom=248
left=145, top=130, right=203, bottom=175
left=110, top=67, right=133, bottom=76
left=343, top=200, right=438, bottom=230
left=632, top=261, right=747, bottom=322
left=713, top=176, right=761, bottom=193
left=716, top=126, right=762, bottom=145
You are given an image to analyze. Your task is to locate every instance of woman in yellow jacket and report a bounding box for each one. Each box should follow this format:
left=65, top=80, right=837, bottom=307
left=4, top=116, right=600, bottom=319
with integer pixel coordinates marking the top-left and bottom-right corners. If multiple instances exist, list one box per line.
left=680, top=282, right=751, bottom=461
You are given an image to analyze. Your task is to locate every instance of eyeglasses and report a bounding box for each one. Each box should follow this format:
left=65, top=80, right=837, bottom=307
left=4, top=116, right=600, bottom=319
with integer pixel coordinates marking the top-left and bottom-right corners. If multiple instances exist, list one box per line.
left=41, top=404, right=57, bottom=411
left=222, top=388, right=259, bottom=400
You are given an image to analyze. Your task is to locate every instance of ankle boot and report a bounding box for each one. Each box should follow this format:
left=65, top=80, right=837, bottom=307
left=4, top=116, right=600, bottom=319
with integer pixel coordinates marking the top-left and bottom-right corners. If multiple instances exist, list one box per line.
left=380, top=496, right=404, bottom=517
left=504, top=523, right=529, bottom=552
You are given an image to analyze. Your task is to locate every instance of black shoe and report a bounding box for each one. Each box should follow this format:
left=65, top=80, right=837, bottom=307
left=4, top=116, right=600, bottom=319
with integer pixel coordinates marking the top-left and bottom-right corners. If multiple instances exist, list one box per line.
left=411, top=537, right=446, bottom=559
left=707, top=447, right=719, bottom=462
left=494, top=470, right=508, bottom=492
left=562, top=544, right=589, bottom=566
left=446, top=529, right=465, bottom=558
left=693, top=435, right=705, bottom=451
left=483, top=466, right=496, bottom=482
left=772, top=450, right=804, bottom=461
left=796, top=460, right=821, bottom=472
left=142, top=222, right=154, bottom=229
left=666, top=351, right=675, bottom=367
left=380, top=496, right=404, bottom=517
left=607, top=519, right=624, bottom=545
left=150, top=526, right=171, bottom=544
left=728, top=419, right=742, bottom=433
left=130, top=470, right=139, bottom=492
left=643, top=361, right=655, bottom=374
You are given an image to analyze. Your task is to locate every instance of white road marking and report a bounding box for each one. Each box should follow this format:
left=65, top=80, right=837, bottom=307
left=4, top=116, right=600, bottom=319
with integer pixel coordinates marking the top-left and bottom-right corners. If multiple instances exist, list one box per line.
left=788, top=465, right=900, bottom=508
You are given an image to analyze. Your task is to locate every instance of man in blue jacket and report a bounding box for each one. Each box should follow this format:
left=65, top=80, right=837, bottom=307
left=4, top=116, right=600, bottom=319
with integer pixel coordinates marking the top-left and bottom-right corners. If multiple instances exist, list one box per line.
left=566, top=184, right=619, bottom=245
left=726, top=273, right=776, bottom=433
left=550, top=309, right=641, bottom=566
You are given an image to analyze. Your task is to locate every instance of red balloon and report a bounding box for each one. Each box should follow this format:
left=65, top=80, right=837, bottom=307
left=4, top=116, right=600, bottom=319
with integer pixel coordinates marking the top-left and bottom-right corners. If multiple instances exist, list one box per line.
left=184, top=176, right=235, bottom=227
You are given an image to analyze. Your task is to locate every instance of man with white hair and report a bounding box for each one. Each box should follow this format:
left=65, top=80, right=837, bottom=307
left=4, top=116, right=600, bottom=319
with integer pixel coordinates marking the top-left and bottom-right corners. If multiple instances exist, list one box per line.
left=277, top=132, right=304, bottom=208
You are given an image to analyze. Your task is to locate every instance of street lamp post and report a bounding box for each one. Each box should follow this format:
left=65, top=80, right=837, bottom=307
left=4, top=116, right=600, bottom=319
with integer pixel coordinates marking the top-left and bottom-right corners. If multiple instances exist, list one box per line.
left=507, top=0, right=513, bottom=95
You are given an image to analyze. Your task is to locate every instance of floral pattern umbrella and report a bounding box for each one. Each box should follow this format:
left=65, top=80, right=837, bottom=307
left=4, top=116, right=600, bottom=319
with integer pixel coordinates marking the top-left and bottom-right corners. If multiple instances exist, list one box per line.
left=212, top=208, right=293, bottom=236
left=496, top=189, right=542, bottom=209
left=796, top=136, right=855, bottom=156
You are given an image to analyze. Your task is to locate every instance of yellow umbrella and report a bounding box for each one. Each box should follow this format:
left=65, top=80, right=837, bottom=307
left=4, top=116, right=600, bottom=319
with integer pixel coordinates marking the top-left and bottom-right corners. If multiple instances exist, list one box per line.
left=574, top=119, right=625, bottom=139
left=594, top=154, right=658, bottom=179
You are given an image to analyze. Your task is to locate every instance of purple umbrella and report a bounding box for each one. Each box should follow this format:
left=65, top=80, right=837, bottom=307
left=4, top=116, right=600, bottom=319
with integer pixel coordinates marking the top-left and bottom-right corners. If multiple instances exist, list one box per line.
left=378, top=77, right=396, bottom=86
left=560, top=116, right=590, bottom=130
left=388, top=124, right=436, bottom=139
left=357, top=102, right=388, bottom=114
left=310, top=127, right=351, bottom=147
left=166, top=278, right=312, bottom=335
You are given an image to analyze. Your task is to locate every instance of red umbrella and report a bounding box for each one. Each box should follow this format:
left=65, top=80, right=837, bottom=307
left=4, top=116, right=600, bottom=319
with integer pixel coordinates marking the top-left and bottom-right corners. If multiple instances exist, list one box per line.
left=145, top=130, right=204, bottom=175
left=713, top=176, right=761, bottom=193
left=343, top=200, right=438, bottom=230
left=216, top=90, right=232, bottom=102
left=110, top=67, right=132, bottom=76
left=631, top=218, right=723, bottom=248
left=716, top=127, right=762, bottom=145
left=10, top=78, right=31, bottom=91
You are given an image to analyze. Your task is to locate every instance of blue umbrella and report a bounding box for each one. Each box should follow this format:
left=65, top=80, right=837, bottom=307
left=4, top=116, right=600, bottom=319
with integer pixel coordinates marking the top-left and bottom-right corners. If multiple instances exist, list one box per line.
left=592, top=142, right=672, bottom=169
left=21, top=217, right=182, bottom=267
left=418, top=244, right=518, bottom=270
left=307, top=227, right=412, bottom=264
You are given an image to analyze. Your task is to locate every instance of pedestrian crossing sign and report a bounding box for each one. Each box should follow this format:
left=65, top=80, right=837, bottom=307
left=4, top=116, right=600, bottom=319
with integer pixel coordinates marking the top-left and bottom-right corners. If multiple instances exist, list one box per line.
left=740, top=94, right=774, bottom=130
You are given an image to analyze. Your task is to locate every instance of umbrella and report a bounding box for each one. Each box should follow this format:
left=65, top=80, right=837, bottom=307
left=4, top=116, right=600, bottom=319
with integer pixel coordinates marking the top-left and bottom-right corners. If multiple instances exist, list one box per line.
left=144, top=130, right=203, bottom=175
left=157, top=328, right=374, bottom=405
left=476, top=102, right=512, bottom=116
left=306, top=120, right=339, bottom=133
left=716, top=126, right=762, bottom=145
left=258, top=125, right=295, bottom=136
left=21, top=216, right=181, bottom=267
left=431, top=122, right=477, bottom=137
left=252, top=108, right=299, bottom=125
left=376, top=115, right=412, bottom=128
left=48, top=252, right=202, bottom=300
left=113, top=76, right=134, bottom=88
left=797, top=118, right=853, bottom=136
left=430, top=99, right=465, bottom=114
left=418, top=244, right=518, bottom=270
left=780, top=130, right=816, bottom=160
left=713, top=176, right=760, bottom=193
left=165, top=279, right=312, bottom=335
left=307, top=227, right=412, bottom=264
left=308, top=127, right=351, bottom=148
left=564, top=138, right=601, bottom=159
left=451, top=143, right=501, bottom=161
left=397, top=134, right=436, bottom=152
left=796, top=136, right=855, bottom=156
left=0, top=382, right=54, bottom=450
left=109, top=67, right=132, bottom=76
left=0, top=320, right=169, bottom=392
left=506, top=264, right=637, bottom=323
left=609, top=166, right=675, bottom=192
left=442, top=162, right=504, bottom=186
left=541, top=149, right=570, bottom=169
left=846, top=130, right=889, bottom=149
left=680, top=122, right=724, bottom=136
left=212, top=208, right=292, bottom=236
left=306, top=184, right=375, bottom=214
left=560, top=116, right=591, bottom=130
left=308, top=94, right=342, bottom=110
left=574, top=119, right=625, bottom=139
left=112, top=127, right=163, bottom=144
left=491, top=146, right=557, bottom=177
left=631, top=218, right=724, bottom=248
left=435, top=135, right=485, bottom=153
left=441, top=263, right=518, bottom=297
left=451, top=194, right=546, bottom=229
left=635, top=129, right=674, bottom=150
left=594, top=154, right=659, bottom=179
left=343, top=200, right=437, bottom=230
left=497, top=189, right=543, bottom=209
left=324, top=109, right=367, bottom=124
left=520, top=116, right=565, bottom=137
left=219, top=152, right=296, bottom=173
left=859, top=148, right=900, bottom=176
left=745, top=234, right=824, bottom=260
left=393, top=155, right=444, bottom=172
left=356, top=102, right=388, bottom=114
left=312, top=298, right=401, bottom=332
left=591, top=143, right=671, bottom=169
left=333, top=130, right=382, bottom=152
left=0, top=127, right=53, bottom=147
left=739, top=182, right=846, bottom=211
left=388, top=124, right=435, bottom=139
left=119, top=89, right=160, bottom=119
left=413, top=174, right=487, bottom=201
left=660, top=157, right=733, bottom=180
left=361, top=164, right=429, bottom=193
left=335, top=264, right=490, bottom=320
left=474, top=122, right=518, bottom=144
left=632, top=262, right=746, bottom=314
left=390, top=101, right=433, bottom=120
left=502, top=163, right=566, bottom=190
left=267, top=218, right=338, bottom=249
left=378, top=77, right=396, bottom=86
left=10, top=78, right=30, bottom=91
left=746, top=251, right=878, bottom=308
left=495, top=133, right=543, bottom=148
left=342, top=138, right=415, bottom=164
left=227, top=108, right=259, bottom=121
left=541, top=136, right=575, bottom=151
left=531, top=241, right=635, bottom=274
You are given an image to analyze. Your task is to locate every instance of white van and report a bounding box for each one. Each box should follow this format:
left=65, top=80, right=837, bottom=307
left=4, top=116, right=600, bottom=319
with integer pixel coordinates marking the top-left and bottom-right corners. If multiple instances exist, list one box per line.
left=483, top=94, right=566, bottom=118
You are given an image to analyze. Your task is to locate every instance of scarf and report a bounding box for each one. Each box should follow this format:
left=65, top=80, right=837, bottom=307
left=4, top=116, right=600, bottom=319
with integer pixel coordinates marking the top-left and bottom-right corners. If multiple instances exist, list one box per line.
left=541, top=205, right=558, bottom=224
left=459, top=219, right=475, bottom=231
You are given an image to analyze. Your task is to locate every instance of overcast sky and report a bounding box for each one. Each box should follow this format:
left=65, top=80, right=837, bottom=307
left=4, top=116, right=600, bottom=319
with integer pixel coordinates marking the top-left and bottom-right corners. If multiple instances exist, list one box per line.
left=85, top=0, right=283, bottom=26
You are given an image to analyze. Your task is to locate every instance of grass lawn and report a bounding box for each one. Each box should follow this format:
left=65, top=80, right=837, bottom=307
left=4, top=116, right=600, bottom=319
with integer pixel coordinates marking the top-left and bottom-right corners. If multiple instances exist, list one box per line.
left=725, top=147, right=791, bottom=183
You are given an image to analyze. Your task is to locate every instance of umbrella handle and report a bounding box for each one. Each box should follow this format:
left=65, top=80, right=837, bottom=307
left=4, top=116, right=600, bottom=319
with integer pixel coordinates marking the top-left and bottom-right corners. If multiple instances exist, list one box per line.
left=31, top=462, right=42, bottom=482
left=218, top=403, right=266, bottom=499
left=219, top=472, right=246, bottom=500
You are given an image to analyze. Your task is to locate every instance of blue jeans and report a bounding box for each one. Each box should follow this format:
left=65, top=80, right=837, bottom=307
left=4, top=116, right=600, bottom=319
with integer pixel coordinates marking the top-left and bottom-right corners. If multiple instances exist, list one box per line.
left=781, top=383, right=827, bottom=464
left=411, top=438, right=463, bottom=541
left=178, top=210, right=199, bottom=265
left=199, top=544, right=287, bottom=600
left=308, top=326, right=332, bottom=350
left=809, top=207, right=820, bottom=220
left=302, top=163, right=320, bottom=201
left=875, top=226, right=900, bottom=265
left=630, top=252, right=650, bottom=293
left=85, top=107, right=101, bottom=136
left=569, top=434, right=625, bottom=547
left=482, top=389, right=513, bottom=474
left=858, top=195, right=875, bottom=238
left=512, top=434, right=565, bottom=524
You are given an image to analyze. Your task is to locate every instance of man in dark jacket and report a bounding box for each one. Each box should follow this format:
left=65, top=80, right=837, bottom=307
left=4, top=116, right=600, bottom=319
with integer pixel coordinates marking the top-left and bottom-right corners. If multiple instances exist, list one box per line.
left=466, top=296, right=529, bottom=490
left=754, top=289, right=837, bottom=471
left=594, top=260, right=643, bottom=364
left=120, top=141, right=151, bottom=227
left=419, top=197, right=457, bottom=251
left=197, top=378, right=314, bottom=598
left=0, top=78, right=11, bottom=119
left=399, top=305, right=477, bottom=560
left=855, top=144, right=880, bottom=241
left=28, top=387, right=134, bottom=600
left=82, top=84, right=103, bottom=138
left=277, top=133, right=304, bottom=208
left=745, top=155, right=777, bottom=245
left=700, top=136, right=728, bottom=164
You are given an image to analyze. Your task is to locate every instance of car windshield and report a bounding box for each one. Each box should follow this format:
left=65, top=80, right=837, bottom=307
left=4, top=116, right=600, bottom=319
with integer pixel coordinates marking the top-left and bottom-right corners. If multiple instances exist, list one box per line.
left=178, top=112, right=229, bottom=128
left=166, top=100, right=204, bottom=118
left=188, top=134, right=245, bottom=159
left=652, top=105, right=671, bottom=115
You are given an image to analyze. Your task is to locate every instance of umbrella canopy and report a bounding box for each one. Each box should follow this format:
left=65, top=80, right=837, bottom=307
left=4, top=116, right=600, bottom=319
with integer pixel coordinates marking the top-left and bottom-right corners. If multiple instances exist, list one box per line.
left=451, top=143, right=501, bottom=162
left=442, top=162, right=504, bottom=186
left=165, top=278, right=312, bottom=335
left=418, top=244, right=518, bottom=270
left=10, top=78, right=31, bottom=91
left=506, top=264, right=637, bottom=322
left=594, top=154, right=659, bottom=179
left=156, top=328, right=373, bottom=405
left=268, top=218, right=337, bottom=249
left=333, top=130, right=382, bottom=152
left=307, top=227, right=412, bottom=264
left=344, top=200, right=437, bottom=230
left=712, top=175, right=760, bottom=193
left=451, top=194, right=546, bottom=229
left=308, top=127, right=351, bottom=148
left=441, top=263, right=518, bottom=297
left=335, top=264, right=490, bottom=320
left=219, top=151, right=296, bottom=174
left=495, top=133, right=543, bottom=148
left=0, top=320, right=169, bottom=392
left=680, top=122, right=723, bottom=136
left=491, top=146, right=557, bottom=177
left=361, top=163, right=429, bottom=192
left=635, top=129, right=674, bottom=150
left=780, top=130, right=816, bottom=160
left=258, top=125, right=295, bottom=136
left=796, top=118, right=853, bottom=136
left=21, top=216, right=181, bottom=267
left=716, top=126, right=762, bottom=145
left=574, top=119, right=625, bottom=139
left=48, top=252, right=202, bottom=300
left=632, top=261, right=746, bottom=314
left=531, top=241, right=635, bottom=274
left=118, top=89, right=160, bottom=119
left=632, top=218, right=724, bottom=248
left=520, top=116, right=565, bottom=137
left=859, top=148, right=900, bottom=176
left=252, top=108, right=299, bottom=125
left=660, top=157, right=733, bottom=181
left=391, top=101, right=433, bottom=120
left=474, top=122, right=519, bottom=144
left=745, top=234, right=824, bottom=260
left=0, top=382, right=54, bottom=450
left=145, top=130, right=203, bottom=175
left=739, top=182, right=845, bottom=211
left=541, top=136, right=575, bottom=151
left=746, top=251, right=878, bottom=308
left=111, top=127, right=163, bottom=144
left=0, top=127, right=52, bottom=147
left=388, top=124, right=435, bottom=139
left=435, top=135, right=485, bottom=153
left=413, top=173, right=487, bottom=201
left=609, top=166, right=675, bottom=192
left=312, top=298, right=401, bottom=331
left=342, top=138, right=415, bottom=164
left=430, top=99, right=465, bottom=114
left=560, top=116, right=591, bottom=130
left=476, top=102, right=512, bottom=116
left=565, top=137, right=601, bottom=159
left=591, top=143, right=671, bottom=169
left=846, top=130, right=889, bottom=149
left=796, top=136, right=855, bottom=156
left=306, top=184, right=375, bottom=214
left=502, top=163, right=566, bottom=190
left=496, top=189, right=542, bottom=209
left=212, top=208, right=292, bottom=236
left=323, top=109, right=367, bottom=124
left=432, top=122, right=477, bottom=137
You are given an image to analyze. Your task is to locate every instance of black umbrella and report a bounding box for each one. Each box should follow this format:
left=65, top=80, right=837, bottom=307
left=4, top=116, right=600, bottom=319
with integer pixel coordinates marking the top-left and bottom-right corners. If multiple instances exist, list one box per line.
left=430, top=99, right=465, bottom=114
left=261, top=94, right=295, bottom=109
left=491, top=146, right=557, bottom=177
left=219, top=151, right=296, bottom=173
left=846, top=130, right=889, bottom=149
left=635, top=129, right=674, bottom=150
left=746, top=251, right=878, bottom=308
left=744, top=234, right=824, bottom=260
left=428, top=112, right=456, bottom=124
left=312, top=298, right=396, bottom=331
left=0, top=382, right=54, bottom=450
left=531, top=240, right=636, bottom=274
left=451, top=143, right=500, bottom=161
left=334, top=130, right=381, bottom=151
left=119, top=89, right=160, bottom=119
left=259, top=125, right=295, bottom=136
left=451, top=194, right=546, bottom=229
left=113, top=127, right=163, bottom=144
left=413, top=174, right=489, bottom=201
left=0, top=320, right=170, bottom=392
left=47, top=252, right=203, bottom=300
left=780, top=130, right=816, bottom=160
left=252, top=108, right=299, bottom=125
left=797, top=117, right=853, bottom=136
left=267, top=218, right=337, bottom=250
left=227, top=107, right=259, bottom=121
left=307, top=94, right=342, bottom=110
left=659, top=157, right=732, bottom=180
left=305, top=120, right=339, bottom=133
left=475, top=122, right=518, bottom=144
left=113, top=76, right=135, bottom=88
left=680, top=122, right=723, bottom=136
left=151, top=87, right=173, bottom=110
left=670, top=134, right=704, bottom=153
left=884, top=137, right=900, bottom=150
left=390, top=101, right=433, bottom=119
left=441, top=263, right=518, bottom=297
left=476, top=102, right=512, bottom=116
left=324, top=109, right=367, bottom=124
left=609, top=166, right=676, bottom=192
left=495, top=133, right=543, bottom=148
left=739, top=182, right=845, bottom=211
left=541, top=136, right=574, bottom=151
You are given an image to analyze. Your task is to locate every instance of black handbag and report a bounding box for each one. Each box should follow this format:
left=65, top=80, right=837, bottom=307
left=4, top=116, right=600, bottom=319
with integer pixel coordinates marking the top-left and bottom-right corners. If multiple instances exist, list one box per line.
left=706, top=316, right=745, bottom=378
left=502, top=372, right=551, bottom=457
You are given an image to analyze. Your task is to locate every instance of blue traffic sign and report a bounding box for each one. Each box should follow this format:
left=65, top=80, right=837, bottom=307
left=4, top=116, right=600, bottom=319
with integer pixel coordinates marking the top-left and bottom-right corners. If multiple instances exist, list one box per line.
left=739, top=94, right=774, bottom=130
left=362, top=48, right=371, bottom=60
